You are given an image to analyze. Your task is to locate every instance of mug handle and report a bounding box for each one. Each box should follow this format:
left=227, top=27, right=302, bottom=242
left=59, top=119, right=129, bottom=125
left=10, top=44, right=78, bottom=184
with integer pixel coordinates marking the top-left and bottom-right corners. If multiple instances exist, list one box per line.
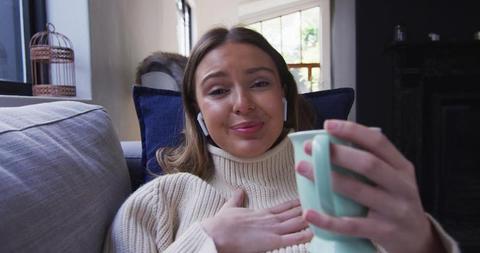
left=313, top=134, right=335, bottom=215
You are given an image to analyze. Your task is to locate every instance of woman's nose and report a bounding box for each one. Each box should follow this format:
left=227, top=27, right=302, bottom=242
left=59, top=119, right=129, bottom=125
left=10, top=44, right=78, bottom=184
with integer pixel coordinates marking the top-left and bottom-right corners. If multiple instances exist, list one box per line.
left=232, top=91, right=256, bottom=114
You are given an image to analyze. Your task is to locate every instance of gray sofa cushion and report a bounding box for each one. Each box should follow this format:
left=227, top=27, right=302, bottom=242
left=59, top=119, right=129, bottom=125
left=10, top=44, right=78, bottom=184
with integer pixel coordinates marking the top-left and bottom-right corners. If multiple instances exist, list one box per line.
left=0, top=101, right=131, bottom=253
left=120, top=141, right=143, bottom=190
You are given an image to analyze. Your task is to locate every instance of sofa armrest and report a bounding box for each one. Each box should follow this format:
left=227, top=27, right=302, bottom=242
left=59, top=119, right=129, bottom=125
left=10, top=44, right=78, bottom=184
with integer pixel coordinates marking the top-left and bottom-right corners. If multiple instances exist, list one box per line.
left=0, top=101, right=131, bottom=252
left=120, top=141, right=144, bottom=190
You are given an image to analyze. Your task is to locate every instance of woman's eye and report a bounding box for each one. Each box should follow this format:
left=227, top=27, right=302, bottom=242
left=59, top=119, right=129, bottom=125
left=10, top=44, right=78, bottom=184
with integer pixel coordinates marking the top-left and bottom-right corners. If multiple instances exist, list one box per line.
left=251, top=80, right=270, bottom=88
left=208, top=88, right=229, bottom=96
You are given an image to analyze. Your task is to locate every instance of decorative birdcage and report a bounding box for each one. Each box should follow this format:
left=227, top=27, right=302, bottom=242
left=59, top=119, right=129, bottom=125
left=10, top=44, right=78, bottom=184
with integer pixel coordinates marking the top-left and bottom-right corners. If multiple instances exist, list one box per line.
left=29, top=23, right=76, bottom=97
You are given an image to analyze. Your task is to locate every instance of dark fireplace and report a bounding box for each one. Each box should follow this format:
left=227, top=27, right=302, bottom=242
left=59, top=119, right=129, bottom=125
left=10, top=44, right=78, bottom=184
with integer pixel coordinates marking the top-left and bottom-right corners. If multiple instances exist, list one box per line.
left=389, top=41, right=480, bottom=252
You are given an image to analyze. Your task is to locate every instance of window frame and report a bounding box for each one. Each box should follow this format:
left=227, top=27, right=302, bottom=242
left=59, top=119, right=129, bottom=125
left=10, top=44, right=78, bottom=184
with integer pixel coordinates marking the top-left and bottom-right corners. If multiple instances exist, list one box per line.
left=177, top=0, right=193, bottom=56
left=239, top=0, right=331, bottom=90
left=0, top=0, right=47, bottom=96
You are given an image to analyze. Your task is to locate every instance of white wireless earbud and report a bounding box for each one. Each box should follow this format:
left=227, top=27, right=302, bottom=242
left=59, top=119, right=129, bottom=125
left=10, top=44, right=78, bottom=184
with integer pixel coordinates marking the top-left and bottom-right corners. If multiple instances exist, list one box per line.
left=282, top=97, right=287, bottom=122
left=197, top=112, right=209, bottom=136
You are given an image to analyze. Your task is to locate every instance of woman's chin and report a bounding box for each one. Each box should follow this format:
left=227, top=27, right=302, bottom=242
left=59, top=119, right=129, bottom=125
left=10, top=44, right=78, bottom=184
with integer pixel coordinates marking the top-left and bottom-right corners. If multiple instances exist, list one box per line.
left=227, top=141, right=272, bottom=158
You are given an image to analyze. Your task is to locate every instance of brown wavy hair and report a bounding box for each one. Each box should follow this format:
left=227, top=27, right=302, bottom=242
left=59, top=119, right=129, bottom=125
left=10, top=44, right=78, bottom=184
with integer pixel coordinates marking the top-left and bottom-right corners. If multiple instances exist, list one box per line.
left=135, top=52, right=187, bottom=86
left=156, top=27, right=314, bottom=179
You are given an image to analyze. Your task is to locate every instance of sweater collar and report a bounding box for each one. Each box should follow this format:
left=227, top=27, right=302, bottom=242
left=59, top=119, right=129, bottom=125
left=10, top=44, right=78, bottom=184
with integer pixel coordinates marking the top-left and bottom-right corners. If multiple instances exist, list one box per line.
left=207, top=136, right=295, bottom=187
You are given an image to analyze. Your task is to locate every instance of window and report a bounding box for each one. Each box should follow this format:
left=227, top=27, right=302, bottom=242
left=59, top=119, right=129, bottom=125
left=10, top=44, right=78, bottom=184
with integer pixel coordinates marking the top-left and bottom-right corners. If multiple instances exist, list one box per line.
left=0, top=0, right=46, bottom=95
left=247, top=6, right=324, bottom=93
left=177, top=0, right=192, bottom=56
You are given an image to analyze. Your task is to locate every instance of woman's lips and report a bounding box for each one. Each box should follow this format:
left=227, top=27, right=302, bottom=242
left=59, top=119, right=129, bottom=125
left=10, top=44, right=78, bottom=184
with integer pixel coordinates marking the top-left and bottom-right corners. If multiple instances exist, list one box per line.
left=231, top=121, right=264, bottom=134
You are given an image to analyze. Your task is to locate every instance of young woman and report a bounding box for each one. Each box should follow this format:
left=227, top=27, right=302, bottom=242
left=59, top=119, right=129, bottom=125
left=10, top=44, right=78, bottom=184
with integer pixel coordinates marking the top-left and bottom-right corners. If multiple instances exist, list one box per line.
left=104, top=27, right=458, bottom=253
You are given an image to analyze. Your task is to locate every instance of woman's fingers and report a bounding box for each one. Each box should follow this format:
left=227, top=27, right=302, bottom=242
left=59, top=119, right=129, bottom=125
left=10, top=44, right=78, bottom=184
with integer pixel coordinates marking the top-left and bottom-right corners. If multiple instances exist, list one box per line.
left=221, top=189, right=245, bottom=209
left=330, top=143, right=414, bottom=196
left=296, top=144, right=408, bottom=193
left=303, top=141, right=312, bottom=155
left=274, top=206, right=303, bottom=222
left=295, top=146, right=413, bottom=220
left=268, top=199, right=301, bottom=214
left=294, top=120, right=436, bottom=253
left=264, top=200, right=310, bottom=235
left=274, top=216, right=309, bottom=234
left=295, top=160, right=315, bottom=181
left=304, top=209, right=380, bottom=239
left=331, top=171, right=398, bottom=214
left=279, top=229, right=313, bottom=248
left=298, top=139, right=415, bottom=197
left=324, top=120, right=414, bottom=174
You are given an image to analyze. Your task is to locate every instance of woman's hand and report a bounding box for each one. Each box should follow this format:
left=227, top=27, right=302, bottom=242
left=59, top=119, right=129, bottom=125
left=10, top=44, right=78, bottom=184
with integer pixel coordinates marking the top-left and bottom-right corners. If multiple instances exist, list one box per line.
left=201, top=189, right=313, bottom=253
left=296, top=120, right=445, bottom=253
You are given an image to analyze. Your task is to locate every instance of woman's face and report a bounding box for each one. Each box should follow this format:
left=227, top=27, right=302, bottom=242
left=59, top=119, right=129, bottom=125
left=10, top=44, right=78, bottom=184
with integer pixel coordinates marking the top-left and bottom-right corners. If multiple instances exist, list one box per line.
left=195, top=42, right=285, bottom=158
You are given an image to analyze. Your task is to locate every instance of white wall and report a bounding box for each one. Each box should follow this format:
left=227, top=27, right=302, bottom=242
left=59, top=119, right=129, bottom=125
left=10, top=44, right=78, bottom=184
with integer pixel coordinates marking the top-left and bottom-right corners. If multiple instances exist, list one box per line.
left=331, top=0, right=356, bottom=121
left=89, top=0, right=178, bottom=140
left=46, top=0, right=92, bottom=100
left=194, top=0, right=240, bottom=36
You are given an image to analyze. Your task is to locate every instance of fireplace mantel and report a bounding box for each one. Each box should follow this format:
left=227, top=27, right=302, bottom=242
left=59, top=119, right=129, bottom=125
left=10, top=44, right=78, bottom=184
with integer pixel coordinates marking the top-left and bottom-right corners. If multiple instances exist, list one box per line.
left=389, top=42, right=480, bottom=253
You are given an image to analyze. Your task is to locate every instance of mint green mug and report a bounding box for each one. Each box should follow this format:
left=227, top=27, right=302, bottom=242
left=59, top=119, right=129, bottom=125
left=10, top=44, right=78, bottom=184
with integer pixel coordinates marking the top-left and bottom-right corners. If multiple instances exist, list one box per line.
left=288, top=130, right=376, bottom=253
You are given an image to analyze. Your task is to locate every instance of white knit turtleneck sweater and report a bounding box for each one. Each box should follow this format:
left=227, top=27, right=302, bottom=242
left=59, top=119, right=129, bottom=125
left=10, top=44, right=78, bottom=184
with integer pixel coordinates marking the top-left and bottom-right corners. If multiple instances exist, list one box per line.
left=104, top=137, right=309, bottom=252
left=104, top=137, right=459, bottom=253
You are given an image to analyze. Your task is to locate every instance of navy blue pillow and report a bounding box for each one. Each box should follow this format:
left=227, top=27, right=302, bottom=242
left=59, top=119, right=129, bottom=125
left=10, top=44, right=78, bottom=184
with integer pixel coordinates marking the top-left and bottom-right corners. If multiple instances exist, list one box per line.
left=133, top=86, right=354, bottom=180
left=133, top=87, right=184, bottom=181
left=303, top=88, right=355, bottom=129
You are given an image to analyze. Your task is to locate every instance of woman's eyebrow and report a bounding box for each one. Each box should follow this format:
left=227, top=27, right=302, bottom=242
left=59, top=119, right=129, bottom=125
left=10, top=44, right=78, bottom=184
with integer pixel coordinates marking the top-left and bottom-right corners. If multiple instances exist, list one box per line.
left=200, top=67, right=275, bottom=85
left=200, top=70, right=227, bottom=85
left=245, top=66, right=275, bottom=75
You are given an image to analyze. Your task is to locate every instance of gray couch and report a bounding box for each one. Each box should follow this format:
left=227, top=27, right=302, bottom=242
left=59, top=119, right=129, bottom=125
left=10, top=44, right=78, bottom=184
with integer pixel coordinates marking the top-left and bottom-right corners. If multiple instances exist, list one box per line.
left=0, top=101, right=143, bottom=253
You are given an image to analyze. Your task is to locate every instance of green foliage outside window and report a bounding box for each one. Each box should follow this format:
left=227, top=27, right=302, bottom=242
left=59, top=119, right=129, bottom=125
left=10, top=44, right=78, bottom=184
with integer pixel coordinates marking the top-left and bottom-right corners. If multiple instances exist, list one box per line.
left=246, top=7, right=323, bottom=92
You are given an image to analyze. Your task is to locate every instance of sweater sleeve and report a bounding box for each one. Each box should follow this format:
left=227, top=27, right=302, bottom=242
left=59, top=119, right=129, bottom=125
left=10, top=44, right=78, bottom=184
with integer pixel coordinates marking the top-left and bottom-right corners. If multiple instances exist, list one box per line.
left=376, top=213, right=460, bottom=253
left=103, top=177, right=219, bottom=253
left=426, top=213, right=460, bottom=253
left=164, top=222, right=217, bottom=253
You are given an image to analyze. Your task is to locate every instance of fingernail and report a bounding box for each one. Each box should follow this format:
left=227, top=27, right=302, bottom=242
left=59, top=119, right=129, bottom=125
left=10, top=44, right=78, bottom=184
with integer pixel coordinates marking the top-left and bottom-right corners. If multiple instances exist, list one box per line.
left=303, top=140, right=312, bottom=154
left=296, top=161, right=307, bottom=174
left=325, top=120, right=338, bottom=131
left=303, top=209, right=314, bottom=220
